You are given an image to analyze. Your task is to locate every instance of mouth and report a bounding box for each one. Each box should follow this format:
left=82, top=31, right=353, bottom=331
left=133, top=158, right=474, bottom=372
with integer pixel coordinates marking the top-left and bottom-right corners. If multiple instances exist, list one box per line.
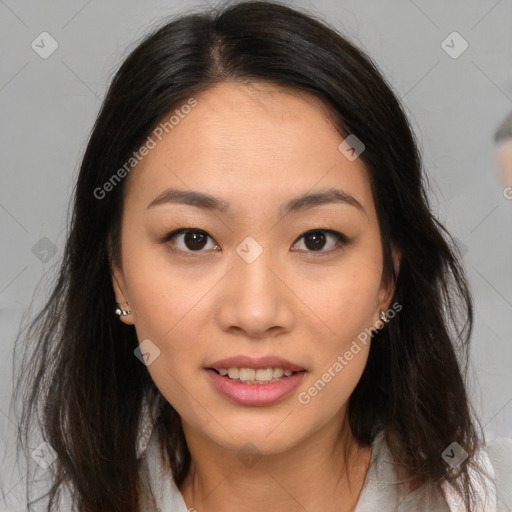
left=206, top=355, right=306, bottom=384
left=204, top=356, right=307, bottom=406
left=208, top=367, right=304, bottom=385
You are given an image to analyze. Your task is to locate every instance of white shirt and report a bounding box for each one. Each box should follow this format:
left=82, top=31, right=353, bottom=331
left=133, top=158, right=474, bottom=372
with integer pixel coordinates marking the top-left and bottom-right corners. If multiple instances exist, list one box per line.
left=135, top=403, right=512, bottom=512
left=4, top=402, right=509, bottom=512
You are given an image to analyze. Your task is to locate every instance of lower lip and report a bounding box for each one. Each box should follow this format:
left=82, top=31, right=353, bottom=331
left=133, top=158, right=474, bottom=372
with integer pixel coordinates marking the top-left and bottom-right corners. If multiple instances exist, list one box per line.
left=205, top=369, right=306, bottom=406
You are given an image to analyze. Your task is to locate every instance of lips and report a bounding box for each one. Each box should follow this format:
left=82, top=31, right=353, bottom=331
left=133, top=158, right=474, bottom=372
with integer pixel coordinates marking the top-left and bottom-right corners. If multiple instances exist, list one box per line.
left=205, top=368, right=306, bottom=406
left=206, top=355, right=305, bottom=372
left=204, top=355, right=306, bottom=406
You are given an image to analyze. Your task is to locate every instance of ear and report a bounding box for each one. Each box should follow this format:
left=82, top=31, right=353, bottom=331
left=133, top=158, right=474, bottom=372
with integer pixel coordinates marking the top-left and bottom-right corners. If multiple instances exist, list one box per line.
left=375, top=245, right=401, bottom=322
left=111, top=264, right=135, bottom=326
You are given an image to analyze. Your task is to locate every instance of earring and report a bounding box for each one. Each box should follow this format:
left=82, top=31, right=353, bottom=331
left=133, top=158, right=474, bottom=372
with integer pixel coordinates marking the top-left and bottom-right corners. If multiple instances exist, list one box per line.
left=115, top=302, right=132, bottom=316
left=379, top=309, right=387, bottom=322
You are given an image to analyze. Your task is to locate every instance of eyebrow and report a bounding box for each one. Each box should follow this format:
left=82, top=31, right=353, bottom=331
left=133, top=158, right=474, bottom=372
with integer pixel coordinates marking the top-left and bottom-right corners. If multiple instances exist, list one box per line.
left=146, top=187, right=365, bottom=216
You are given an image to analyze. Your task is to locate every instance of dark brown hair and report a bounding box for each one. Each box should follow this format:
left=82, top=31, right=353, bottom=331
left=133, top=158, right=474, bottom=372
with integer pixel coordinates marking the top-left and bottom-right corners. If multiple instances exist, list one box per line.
left=13, top=1, right=487, bottom=510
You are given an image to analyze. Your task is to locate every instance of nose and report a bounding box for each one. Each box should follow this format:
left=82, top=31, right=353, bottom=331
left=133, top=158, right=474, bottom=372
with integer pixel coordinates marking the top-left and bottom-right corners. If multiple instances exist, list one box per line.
left=216, top=249, right=295, bottom=339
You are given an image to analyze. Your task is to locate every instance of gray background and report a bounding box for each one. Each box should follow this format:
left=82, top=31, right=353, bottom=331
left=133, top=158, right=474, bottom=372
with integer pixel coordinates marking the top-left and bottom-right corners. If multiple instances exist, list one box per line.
left=1, top=0, right=511, bottom=508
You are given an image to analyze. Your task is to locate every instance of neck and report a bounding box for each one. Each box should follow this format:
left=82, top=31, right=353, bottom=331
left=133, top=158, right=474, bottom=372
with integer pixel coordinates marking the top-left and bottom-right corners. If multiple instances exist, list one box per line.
left=178, top=410, right=372, bottom=512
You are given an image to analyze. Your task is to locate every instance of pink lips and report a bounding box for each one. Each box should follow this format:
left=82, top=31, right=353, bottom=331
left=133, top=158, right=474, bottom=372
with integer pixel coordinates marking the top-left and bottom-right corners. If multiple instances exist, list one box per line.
left=205, top=368, right=306, bottom=406
left=204, top=355, right=306, bottom=407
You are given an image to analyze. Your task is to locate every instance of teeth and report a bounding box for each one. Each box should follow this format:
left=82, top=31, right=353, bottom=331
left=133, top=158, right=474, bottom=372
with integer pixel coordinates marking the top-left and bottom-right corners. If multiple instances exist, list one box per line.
left=256, top=368, right=273, bottom=381
left=239, top=368, right=255, bottom=381
left=273, top=368, right=284, bottom=379
left=227, top=368, right=239, bottom=379
left=216, top=367, right=298, bottom=384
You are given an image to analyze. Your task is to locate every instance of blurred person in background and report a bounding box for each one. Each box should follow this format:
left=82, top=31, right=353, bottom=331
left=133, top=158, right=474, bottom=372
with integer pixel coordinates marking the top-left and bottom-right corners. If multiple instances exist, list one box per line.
left=495, top=110, right=512, bottom=198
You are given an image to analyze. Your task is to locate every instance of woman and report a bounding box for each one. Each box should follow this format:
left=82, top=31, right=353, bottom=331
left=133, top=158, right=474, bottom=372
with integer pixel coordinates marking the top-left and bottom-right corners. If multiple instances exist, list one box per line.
left=12, top=1, right=512, bottom=511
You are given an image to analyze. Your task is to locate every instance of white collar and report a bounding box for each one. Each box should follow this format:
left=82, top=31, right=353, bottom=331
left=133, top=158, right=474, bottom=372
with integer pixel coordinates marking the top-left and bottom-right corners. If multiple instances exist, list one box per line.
left=135, top=397, right=497, bottom=512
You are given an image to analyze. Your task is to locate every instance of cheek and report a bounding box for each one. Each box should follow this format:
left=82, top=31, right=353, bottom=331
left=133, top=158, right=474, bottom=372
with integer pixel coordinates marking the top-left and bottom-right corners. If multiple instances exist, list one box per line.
left=121, top=237, right=203, bottom=335
left=142, top=361, right=213, bottom=435
left=313, top=251, right=383, bottom=346
left=298, top=267, right=378, bottom=416
left=301, top=347, right=369, bottom=407
left=119, top=241, right=211, bottom=401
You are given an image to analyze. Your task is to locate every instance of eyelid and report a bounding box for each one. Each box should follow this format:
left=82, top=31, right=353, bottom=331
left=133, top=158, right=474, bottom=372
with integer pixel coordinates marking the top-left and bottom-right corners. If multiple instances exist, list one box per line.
left=161, top=227, right=349, bottom=254
left=161, top=228, right=220, bottom=254
left=290, top=228, right=348, bottom=254
left=160, top=227, right=209, bottom=244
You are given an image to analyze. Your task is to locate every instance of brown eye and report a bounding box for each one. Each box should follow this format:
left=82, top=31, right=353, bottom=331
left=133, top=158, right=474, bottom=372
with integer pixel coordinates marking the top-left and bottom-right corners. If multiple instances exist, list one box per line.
left=165, top=229, right=218, bottom=252
left=304, top=231, right=327, bottom=251
left=292, top=229, right=347, bottom=253
left=183, top=231, right=208, bottom=250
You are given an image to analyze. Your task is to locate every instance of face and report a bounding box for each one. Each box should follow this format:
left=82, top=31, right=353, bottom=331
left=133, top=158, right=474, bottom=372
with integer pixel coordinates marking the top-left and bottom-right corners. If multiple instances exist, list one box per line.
left=111, top=81, right=397, bottom=456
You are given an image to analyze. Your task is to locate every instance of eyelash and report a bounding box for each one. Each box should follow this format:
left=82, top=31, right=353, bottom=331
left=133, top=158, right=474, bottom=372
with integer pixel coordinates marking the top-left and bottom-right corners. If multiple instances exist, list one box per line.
left=161, top=227, right=348, bottom=256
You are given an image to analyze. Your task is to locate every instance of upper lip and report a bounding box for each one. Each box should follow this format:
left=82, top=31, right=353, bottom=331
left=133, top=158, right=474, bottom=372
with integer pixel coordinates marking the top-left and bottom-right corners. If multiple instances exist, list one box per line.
left=207, top=355, right=306, bottom=372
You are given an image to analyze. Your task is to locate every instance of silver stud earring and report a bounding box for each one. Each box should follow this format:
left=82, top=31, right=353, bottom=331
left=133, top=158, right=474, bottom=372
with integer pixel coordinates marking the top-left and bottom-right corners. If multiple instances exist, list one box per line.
left=115, top=302, right=132, bottom=316
left=379, top=309, right=387, bottom=322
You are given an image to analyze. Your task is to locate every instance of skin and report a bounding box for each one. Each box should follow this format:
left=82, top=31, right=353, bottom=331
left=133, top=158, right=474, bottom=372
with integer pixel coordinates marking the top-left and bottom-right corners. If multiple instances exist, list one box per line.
left=111, top=81, right=399, bottom=512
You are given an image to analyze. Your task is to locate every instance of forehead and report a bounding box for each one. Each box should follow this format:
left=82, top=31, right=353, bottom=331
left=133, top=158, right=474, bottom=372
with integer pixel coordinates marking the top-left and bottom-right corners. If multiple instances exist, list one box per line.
left=123, top=81, right=373, bottom=217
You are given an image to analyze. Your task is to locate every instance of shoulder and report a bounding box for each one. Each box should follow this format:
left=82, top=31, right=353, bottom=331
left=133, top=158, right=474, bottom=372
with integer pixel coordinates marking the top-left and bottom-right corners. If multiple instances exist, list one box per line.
left=440, top=437, right=512, bottom=512
left=484, top=436, right=512, bottom=511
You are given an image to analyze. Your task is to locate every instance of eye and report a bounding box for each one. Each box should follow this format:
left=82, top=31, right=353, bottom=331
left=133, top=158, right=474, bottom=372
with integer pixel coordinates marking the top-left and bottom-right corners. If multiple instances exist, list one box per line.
left=162, top=227, right=348, bottom=255
left=291, top=229, right=348, bottom=253
left=164, top=228, right=219, bottom=253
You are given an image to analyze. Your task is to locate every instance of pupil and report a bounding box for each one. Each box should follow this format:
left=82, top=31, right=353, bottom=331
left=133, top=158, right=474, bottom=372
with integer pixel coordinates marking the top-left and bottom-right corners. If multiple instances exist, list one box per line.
left=182, top=231, right=328, bottom=251
left=305, top=231, right=325, bottom=251
left=185, top=231, right=207, bottom=250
